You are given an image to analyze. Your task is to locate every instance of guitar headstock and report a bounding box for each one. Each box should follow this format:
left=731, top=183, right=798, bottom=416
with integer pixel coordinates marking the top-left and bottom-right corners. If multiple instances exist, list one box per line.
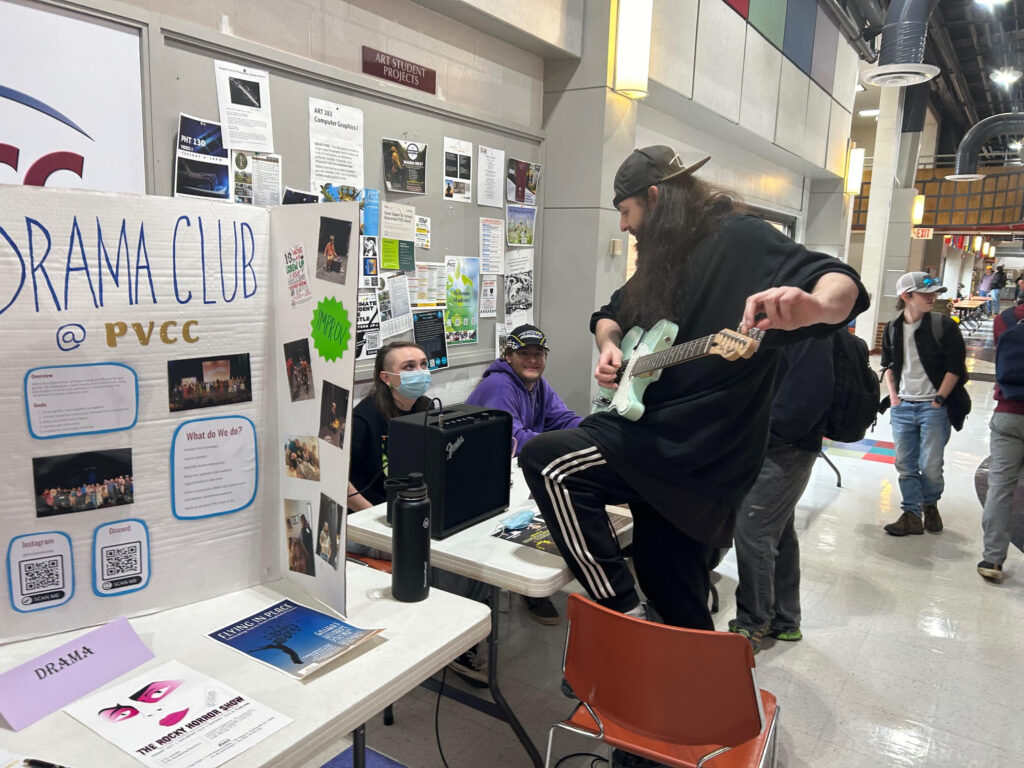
left=709, top=328, right=763, bottom=361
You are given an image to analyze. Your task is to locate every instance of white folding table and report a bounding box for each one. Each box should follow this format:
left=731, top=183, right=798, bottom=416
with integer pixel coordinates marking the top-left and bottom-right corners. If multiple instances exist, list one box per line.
left=0, top=565, right=490, bottom=768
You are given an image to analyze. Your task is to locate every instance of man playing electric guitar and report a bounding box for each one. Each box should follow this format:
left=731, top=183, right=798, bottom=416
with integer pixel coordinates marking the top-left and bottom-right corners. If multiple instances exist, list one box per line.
left=519, top=147, right=868, bottom=633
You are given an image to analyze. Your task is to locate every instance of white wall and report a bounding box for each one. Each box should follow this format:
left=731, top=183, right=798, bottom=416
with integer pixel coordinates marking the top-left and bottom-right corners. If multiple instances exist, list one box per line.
left=649, top=0, right=857, bottom=178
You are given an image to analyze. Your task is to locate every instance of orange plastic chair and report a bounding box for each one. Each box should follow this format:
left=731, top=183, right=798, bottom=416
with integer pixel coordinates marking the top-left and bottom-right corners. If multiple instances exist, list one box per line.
left=346, top=553, right=393, bottom=573
left=546, top=594, right=779, bottom=768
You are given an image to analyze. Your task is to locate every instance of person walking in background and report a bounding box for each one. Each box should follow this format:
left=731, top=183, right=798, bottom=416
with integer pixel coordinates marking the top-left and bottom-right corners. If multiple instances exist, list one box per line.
left=880, top=272, right=970, bottom=536
left=990, top=264, right=1008, bottom=315
left=979, top=265, right=995, bottom=316
left=978, top=299, right=1024, bottom=583
left=729, top=336, right=833, bottom=653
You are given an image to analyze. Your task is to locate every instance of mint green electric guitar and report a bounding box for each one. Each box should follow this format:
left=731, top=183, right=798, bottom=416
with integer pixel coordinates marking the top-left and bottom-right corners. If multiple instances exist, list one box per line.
left=592, top=320, right=764, bottom=421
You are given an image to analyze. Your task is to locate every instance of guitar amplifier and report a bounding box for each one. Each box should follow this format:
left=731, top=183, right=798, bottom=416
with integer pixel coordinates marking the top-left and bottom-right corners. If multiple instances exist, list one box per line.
left=388, top=404, right=512, bottom=539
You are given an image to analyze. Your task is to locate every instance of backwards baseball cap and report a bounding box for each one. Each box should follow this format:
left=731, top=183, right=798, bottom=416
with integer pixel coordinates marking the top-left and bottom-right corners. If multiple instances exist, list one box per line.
left=612, top=146, right=711, bottom=207
left=895, top=271, right=947, bottom=296
left=506, top=324, right=550, bottom=352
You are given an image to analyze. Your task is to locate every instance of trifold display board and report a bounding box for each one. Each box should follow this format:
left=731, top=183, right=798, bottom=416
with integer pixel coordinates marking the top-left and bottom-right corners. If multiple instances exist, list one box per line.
left=0, top=186, right=357, bottom=643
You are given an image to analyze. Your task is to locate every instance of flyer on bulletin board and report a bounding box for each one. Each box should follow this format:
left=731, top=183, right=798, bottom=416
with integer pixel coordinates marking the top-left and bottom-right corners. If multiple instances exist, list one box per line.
left=382, top=138, right=427, bottom=194
left=444, top=256, right=480, bottom=346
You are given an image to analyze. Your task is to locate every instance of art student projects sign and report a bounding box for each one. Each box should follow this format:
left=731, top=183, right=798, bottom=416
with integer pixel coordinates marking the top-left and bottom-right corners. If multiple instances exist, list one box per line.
left=0, top=186, right=358, bottom=642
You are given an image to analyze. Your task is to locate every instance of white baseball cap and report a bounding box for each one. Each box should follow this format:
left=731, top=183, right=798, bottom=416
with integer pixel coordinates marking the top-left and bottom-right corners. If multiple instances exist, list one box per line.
left=895, top=271, right=947, bottom=296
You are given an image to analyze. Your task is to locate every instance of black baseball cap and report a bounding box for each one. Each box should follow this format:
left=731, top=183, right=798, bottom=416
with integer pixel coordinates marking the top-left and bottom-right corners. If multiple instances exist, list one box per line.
left=506, top=324, right=550, bottom=351
left=612, top=146, right=711, bottom=207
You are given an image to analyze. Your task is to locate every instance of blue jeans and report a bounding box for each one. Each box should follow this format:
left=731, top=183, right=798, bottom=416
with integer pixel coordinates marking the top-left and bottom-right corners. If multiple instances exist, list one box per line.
left=891, top=401, right=952, bottom=516
left=989, top=287, right=1001, bottom=315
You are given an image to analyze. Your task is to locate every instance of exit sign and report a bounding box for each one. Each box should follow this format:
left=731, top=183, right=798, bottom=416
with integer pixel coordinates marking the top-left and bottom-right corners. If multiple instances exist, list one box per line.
left=911, top=227, right=934, bottom=239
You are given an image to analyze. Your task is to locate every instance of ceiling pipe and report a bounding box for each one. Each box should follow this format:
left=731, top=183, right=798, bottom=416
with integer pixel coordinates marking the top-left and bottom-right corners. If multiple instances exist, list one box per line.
left=862, top=0, right=941, bottom=86
left=848, top=0, right=884, bottom=31
left=818, top=0, right=877, bottom=62
left=947, top=112, right=1024, bottom=181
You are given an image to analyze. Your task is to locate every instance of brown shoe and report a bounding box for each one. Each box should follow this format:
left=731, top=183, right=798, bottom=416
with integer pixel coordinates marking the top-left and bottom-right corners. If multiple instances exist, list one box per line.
left=884, top=510, right=924, bottom=536
left=923, top=504, right=943, bottom=533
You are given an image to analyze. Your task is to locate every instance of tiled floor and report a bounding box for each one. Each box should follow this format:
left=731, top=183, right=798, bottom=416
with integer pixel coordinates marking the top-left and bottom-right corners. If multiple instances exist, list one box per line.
left=354, top=320, right=1023, bottom=768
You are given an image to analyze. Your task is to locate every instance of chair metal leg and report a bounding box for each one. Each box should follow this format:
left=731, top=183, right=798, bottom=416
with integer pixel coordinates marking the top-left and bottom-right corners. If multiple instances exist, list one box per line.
left=818, top=450, right=842, bottom=487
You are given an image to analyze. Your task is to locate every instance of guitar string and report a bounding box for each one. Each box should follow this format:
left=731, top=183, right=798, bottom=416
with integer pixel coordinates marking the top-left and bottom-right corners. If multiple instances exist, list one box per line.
left=633, top=332, right=758, bottom=374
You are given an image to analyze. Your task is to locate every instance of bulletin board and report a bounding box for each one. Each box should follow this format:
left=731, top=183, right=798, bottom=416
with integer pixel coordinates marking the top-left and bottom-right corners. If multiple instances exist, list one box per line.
left=150, top=17, right=546, bottom=373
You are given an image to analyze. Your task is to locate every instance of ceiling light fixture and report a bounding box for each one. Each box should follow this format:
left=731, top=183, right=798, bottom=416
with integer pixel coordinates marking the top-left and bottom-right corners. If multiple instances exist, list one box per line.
left=976, top=0, right=1011, bottom=7
left=1010, top=141, right=1022, bottom=151
left=858, top=108, right=880, bottom=117
left=991, top=68, right=1023, bottom=88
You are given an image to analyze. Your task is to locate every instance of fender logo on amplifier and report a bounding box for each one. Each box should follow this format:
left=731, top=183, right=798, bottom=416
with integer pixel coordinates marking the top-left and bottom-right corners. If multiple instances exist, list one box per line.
left=445, top=435, right=465, bottom=460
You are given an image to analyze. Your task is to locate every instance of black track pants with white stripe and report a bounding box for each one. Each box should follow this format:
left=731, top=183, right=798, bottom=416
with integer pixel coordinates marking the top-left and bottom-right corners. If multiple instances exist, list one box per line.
left=520, top=428, right=716, bottom=629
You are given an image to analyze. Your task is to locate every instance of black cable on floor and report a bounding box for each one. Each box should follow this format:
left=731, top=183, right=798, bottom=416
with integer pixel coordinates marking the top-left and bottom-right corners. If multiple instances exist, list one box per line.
left=434, top=667, right=452, bottom=768
left=554, top=752, right=607, bottom=767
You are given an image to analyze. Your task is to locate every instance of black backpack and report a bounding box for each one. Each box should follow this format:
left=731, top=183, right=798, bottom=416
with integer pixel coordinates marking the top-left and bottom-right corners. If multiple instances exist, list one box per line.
left=996, top=307, right=1024, bottom=400
left=823, top=329, right=880, bottom=443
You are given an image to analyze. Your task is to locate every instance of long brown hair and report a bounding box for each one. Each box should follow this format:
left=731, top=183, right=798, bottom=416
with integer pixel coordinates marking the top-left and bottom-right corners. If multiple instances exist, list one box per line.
left=372, top=341, right=431, bottom=419
left=617, top=174, right=742, bottom=330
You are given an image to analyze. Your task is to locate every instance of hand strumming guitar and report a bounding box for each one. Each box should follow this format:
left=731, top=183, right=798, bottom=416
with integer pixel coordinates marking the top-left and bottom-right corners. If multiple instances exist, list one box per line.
left=594, top=318, right=624, bottom=389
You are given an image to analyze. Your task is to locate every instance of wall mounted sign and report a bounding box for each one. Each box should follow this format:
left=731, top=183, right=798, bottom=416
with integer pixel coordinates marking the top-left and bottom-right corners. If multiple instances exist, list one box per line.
left=362, top=47, right=437, bottom=95
left=911, top=227, right=934, bottom=239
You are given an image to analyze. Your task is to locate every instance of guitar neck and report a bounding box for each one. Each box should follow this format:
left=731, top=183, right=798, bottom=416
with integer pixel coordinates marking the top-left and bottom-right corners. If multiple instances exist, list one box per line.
left=633, top=335, right=717, bottom=375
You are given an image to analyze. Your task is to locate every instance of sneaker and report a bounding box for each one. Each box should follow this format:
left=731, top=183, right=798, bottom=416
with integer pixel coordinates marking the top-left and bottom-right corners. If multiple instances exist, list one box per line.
left=447, top=647, right=489, bottom=687
left=522, top=595, right=560, bottom=625
left=767, top=627, right=803, bottom=642
left=611, top=748, right=665, bottom=767
left=923, top=504, right=944, bottom=533
left=727, top=619, right=765, bottom=654
left=884, top=510, right=924, bottom=536
left=977, top=560, right=1005, bottom=583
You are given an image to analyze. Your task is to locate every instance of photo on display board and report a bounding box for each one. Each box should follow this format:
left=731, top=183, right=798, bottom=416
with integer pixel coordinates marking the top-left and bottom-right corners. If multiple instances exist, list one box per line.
left=315, top=493, right=342, bottom=570
left=318, top=380, right=350, bottom=449
left=283, top=436, right=320, bottom=481
left=33, top=448, right=134, bottom=518
left=283, top=338, right=315, bottom=402
left=228, top=76, right=262, bottom=108
left=167, top=353, right=252, bottom=413
left=284, top=499, right=317, bottom=576
left=315, top=216, right=353, bottom=285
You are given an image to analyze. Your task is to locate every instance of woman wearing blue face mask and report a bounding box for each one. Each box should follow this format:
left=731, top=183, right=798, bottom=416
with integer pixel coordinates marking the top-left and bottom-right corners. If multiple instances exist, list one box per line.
left=347, top=341, right=432, bottom=511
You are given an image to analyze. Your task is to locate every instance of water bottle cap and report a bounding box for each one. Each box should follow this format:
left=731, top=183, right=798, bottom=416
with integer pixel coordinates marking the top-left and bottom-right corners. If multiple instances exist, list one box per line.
left=397, top=482, right=427, bottom=500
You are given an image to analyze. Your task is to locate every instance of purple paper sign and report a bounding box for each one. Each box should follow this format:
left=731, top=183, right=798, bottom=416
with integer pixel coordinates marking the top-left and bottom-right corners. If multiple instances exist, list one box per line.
left=0, top=617, right=153, bottom=730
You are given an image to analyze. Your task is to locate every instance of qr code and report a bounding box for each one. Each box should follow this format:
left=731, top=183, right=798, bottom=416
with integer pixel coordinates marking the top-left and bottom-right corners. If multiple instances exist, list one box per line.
left=102, top=541, right=142, bottom=579
left=20, top=555, right=64, bottom=593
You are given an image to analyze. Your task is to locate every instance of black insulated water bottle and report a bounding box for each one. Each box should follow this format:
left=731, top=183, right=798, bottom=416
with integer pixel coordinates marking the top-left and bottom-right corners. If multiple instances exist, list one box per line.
left=391, top=478, right=431, bottom=602
left=384, top=473, right=423, bottom=526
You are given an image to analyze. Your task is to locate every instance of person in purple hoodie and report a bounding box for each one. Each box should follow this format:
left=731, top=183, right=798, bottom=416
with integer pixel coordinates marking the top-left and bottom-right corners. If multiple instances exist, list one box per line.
left=466, top=323, right=583, bottom=624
